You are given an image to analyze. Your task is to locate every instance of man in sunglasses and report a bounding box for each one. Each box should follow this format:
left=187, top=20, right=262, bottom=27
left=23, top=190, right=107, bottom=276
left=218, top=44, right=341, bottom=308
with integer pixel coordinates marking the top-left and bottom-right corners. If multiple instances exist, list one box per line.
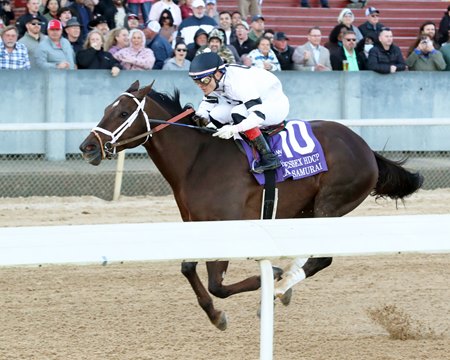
left=18, top=14, right=47, bottom=68
left=189, top=52, right=290, bottom=173
left=330, top=30, right=362, bottom=71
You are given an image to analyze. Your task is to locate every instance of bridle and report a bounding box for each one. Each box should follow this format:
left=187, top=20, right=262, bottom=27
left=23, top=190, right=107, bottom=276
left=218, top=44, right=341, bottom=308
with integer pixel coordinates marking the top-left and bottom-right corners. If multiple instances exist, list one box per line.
left=91, top=92, right=194, bottom=159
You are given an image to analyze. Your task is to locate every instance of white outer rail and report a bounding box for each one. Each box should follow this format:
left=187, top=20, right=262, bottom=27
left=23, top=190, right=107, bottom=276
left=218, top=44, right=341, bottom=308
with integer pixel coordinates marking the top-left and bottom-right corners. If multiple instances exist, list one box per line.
left=1, top=215, right=449, bottom=360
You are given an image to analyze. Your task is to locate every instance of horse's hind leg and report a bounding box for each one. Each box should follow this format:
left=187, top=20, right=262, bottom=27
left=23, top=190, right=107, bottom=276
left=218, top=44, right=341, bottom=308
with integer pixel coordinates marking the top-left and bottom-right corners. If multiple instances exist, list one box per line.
left=181, top=261, right=228, bottom=331
left=206, top=261, right=284, bottom=299
left=274, top=257, right=332, bottom=298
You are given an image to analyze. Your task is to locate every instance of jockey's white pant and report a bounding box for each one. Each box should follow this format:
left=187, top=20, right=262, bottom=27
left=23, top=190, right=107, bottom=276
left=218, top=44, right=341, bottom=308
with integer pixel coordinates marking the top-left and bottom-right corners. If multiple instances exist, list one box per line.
left=209, top=94, right=290, bottom=127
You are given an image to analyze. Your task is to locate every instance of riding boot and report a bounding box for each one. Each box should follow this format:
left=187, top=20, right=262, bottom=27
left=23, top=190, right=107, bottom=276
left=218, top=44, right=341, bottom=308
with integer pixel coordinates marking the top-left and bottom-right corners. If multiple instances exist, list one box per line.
left=249, top=134, right=281, bottom=174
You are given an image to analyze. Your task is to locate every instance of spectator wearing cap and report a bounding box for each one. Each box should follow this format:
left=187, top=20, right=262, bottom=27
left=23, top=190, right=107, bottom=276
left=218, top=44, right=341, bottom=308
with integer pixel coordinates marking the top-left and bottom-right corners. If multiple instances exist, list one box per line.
left=57, top=7, right=73, bottom=27
left=143, top=20, right=173, bottom=69
left=35, top=19, right=75, bottom=69
left=0, top=25, right=31, bottom=69
left=162, top=40, right=191, bottom=70
left=205, top=0, right=219, bottom=24
left=231, top=21, right=255, bottom=58
left=248, top=15, right=264, bottom=42
left=64, top=16, right=83, bottom=53
left=127, top=0, right=152, bottom=25
left=180, top=0, right=194, bottom=20
left=18, top=14, right=48, bottom=67
left=94, top=0, right=130, bottom=30
left=176, top=0, right=217, bottom=45
left=16, top=0, right=48, bottom=38
left=69, top=0, right=94, bottom=41
left=126, top=13, right=140, bottom=30
left=337, top=9, right=363, bottom=42
left=218, top=11, right=236, bottom=45
left=239, top=0, right=261, bottom=20
left=104, top=27, right=129, bottom=55
left=0, top=0, right=14, bottom=27
left=114, top=28, right=155, bottom=69
left=358, top=7, right=385, bottom=40
left=271, top=31, right=295, bottom=70
left=186, top=27, right=207, bottom=61
left=89, top=15, right=110, bottom=36
left=301, top=0, right=329, bottom=9
left=247, top=36, right=281, bottom=71
left=293, top=26, right=331, bottom=71
left=158, top=9, right=176, bottom=43
left=196, top=28, right=235, bottom=63
left=367, top=27, right=406, bottom=74
left=438, top=6, right=450, bottom=45
left=149, top=0, right=182, bottom=28
left=76, top=29, right=121, bottom=75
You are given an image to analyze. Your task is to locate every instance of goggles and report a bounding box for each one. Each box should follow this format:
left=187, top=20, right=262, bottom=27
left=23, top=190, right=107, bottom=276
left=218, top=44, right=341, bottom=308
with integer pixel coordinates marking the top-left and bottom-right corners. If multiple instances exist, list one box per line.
left=193, top=75, right=213, bottom=85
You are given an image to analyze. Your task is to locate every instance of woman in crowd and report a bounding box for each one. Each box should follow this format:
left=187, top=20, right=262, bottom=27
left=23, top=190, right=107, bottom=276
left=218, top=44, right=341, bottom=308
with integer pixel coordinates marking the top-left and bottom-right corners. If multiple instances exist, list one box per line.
left=162, top=41, right=190, bottom=70
left=104, top=27, right=129, bottom=55
left=43, top=0, right=60, bottom=21
left=336, top=8, right=363, bottom=42
left=355, top=35, right=375, bottom=70
left=76, top=29, right=121, bottom=76
left=159, top=9, right=176, bottom=43
left=114, top=28, right=155, bottom=70
left=247, top=36, right=281, bottom=71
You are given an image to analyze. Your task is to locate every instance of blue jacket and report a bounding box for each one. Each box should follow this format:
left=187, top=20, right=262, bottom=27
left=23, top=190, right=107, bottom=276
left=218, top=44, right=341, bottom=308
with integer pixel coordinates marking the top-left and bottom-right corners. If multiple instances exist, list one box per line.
left=147, top=34, right=173, bottom=70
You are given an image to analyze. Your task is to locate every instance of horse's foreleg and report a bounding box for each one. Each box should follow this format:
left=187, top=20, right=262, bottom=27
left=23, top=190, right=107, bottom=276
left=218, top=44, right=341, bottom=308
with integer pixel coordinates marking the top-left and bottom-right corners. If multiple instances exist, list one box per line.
left=274, top=257, right=332, bottom=298
left=180, top=261, right=228, bottom=331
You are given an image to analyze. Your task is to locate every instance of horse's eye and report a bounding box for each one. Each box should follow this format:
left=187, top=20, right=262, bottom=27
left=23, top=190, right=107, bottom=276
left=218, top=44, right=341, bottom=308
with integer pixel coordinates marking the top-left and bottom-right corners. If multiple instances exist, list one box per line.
left=121, top=112, right=129, bottom=117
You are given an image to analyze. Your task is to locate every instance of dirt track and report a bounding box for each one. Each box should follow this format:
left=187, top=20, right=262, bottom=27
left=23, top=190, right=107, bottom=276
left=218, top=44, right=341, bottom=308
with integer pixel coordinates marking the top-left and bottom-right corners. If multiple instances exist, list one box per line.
left=0, top=190, right=449, bottom=359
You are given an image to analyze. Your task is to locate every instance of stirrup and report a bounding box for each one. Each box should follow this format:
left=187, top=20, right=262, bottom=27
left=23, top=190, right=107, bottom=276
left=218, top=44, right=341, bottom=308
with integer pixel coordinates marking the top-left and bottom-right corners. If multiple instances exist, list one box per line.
left=251, top=158, right=281, bottom=174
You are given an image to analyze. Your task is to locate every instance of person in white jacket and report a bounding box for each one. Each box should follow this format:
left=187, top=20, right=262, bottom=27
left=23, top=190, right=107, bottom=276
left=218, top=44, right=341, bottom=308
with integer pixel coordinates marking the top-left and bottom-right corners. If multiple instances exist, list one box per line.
left=189, top=52, right=290, bottom=173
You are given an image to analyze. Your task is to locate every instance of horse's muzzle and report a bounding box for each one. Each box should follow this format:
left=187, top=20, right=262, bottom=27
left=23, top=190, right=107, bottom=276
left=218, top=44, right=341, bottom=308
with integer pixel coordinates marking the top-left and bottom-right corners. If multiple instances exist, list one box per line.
left=79, top=138, right=103, bottom=166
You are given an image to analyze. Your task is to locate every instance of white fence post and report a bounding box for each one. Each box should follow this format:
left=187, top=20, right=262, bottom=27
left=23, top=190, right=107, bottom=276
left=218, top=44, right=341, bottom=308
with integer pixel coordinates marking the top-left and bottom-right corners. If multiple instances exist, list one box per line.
left=259, top=259, right=274, bottom=360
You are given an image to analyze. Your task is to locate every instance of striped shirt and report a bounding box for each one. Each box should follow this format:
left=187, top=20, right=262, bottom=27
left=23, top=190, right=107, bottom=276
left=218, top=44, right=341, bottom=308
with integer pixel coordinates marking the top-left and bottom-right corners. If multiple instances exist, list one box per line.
left=0, top=42, right=31, bottom=70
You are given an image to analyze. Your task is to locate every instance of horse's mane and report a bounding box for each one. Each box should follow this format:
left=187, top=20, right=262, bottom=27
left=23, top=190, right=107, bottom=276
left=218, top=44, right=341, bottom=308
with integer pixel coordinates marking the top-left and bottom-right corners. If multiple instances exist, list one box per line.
left=148, top=89, right=193, bottom=117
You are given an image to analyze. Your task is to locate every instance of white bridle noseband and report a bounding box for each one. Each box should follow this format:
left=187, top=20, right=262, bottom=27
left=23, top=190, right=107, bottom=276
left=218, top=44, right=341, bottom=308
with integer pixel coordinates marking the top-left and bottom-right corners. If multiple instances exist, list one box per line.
left=92, top=92, right=151, bottom=156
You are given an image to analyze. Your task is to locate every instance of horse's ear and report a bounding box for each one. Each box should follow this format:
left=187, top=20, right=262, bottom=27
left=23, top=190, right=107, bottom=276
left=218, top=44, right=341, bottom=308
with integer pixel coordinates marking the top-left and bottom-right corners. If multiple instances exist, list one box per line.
left=136, top=80, right=155, bottom=99
left=126, top=80, right=140, bottom=93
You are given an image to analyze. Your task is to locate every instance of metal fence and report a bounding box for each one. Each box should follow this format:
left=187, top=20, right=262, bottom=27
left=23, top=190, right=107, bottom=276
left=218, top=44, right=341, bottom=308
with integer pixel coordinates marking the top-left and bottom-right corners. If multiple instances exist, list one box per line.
left=0, top=140, right=449, bottom=200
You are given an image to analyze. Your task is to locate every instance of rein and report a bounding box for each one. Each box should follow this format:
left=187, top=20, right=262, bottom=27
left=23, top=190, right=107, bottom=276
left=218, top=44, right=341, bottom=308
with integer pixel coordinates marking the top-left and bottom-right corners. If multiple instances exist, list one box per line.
left=91, top=92, right=209, bottom=158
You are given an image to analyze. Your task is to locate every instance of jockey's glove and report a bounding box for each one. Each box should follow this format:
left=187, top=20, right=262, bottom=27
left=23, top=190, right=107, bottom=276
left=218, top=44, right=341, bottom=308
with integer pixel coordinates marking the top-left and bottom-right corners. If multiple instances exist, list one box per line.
left=212, top=124, right=238, bottom=139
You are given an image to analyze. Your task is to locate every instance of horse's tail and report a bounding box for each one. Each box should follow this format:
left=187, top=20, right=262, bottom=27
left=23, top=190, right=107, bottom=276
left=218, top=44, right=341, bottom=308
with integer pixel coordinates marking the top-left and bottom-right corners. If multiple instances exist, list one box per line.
left=372, top=152, right=424, bottom=200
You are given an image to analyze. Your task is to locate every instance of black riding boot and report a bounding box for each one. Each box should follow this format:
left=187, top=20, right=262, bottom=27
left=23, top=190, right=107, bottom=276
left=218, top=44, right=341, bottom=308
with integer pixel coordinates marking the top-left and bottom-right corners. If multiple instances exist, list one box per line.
left=250, top=134, right=281, bottom=174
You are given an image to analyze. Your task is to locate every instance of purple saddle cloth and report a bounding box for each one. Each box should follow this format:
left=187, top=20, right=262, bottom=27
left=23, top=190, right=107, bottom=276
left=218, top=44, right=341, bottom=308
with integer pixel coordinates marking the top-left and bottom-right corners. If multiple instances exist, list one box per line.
left=241, top=119, right=328, bottom=185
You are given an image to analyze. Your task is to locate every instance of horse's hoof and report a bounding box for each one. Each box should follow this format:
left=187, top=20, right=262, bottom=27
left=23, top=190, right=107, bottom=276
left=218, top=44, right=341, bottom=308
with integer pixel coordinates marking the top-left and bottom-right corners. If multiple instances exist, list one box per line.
left=214, top=311, right=228, bottom=331
left=279, top=288, right=293, bottom=306
left=272, top=266, right=284, bottom=281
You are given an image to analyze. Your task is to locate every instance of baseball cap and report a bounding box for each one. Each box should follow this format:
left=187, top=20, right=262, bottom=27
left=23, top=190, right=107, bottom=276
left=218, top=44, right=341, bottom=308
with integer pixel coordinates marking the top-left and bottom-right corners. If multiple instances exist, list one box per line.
left=235, top=21, right=249, bottom=30
left=192, top=0, right=205, bottom=8
left=365, top=7, right=380, bottom=16
left=251, top=15, right=265, bottom=22
left=47, top=19, right=62, bottom=30
left=274, top=31, right=289, bottom=41
left=146, top=20, right=161, bottom=33
left=128, top=13, right=139, bottom=20
left=23, top=14, right=40, bottom=24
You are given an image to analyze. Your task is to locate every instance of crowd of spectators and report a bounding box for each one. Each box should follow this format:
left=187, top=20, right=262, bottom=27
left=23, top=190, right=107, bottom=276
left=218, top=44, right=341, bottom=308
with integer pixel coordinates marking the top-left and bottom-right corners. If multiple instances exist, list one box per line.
left=1, top=0, right=450, bottom=74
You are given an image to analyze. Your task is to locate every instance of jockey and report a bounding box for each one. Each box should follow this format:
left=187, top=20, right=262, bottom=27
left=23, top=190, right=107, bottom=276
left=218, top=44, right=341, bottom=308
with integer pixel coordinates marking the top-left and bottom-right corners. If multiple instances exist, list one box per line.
left=188, top=52, right=290, bottom=174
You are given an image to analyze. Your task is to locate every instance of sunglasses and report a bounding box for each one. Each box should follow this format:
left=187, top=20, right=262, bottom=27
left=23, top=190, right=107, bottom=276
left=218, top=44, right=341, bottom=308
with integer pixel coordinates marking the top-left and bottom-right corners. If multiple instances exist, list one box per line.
left=30, top=22, right=41, bottom=26
left=370, top=14, right=379, bottom=17
left=345, top=38, right=356, bottom=42
left=194, top=76, right=213, bottom=85
left=176, top=48, right=187, bottom=52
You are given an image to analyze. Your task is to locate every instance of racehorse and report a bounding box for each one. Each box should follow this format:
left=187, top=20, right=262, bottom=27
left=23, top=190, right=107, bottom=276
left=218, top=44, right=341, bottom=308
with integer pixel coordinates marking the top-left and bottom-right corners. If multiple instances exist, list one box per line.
left=80, top=81, right=423, bottom=330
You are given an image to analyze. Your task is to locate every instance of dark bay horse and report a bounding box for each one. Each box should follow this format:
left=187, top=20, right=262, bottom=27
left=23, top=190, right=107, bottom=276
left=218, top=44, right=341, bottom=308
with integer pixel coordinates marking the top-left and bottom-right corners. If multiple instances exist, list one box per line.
left=80, top=81, right=423, bottom=330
